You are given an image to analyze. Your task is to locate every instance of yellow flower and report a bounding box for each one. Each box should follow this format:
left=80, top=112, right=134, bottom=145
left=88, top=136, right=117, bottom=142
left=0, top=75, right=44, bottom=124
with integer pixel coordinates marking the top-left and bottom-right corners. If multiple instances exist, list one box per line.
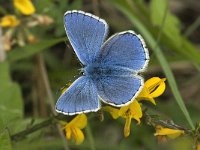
left=63, top=114, right=87, bottom=145
left=197, top=143, right=200, bottom=150
left=0, top=15, right=20, bottom=27
left=103, top=77, right=166, bottom=138
left=103, top=106, right=120, bottom=119
left=119, top=100, right=142, bottom=124
left=103, top=100, right=142, bottom=137
left=137, top=77, right=166, bottom=105
left=154, top=125, right=184, bottom=139
left=14, top=0, right=35, bottom=15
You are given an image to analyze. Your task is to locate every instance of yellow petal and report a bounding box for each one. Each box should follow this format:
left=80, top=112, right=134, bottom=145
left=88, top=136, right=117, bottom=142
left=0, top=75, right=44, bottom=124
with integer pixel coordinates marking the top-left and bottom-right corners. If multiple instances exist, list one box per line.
left=145, top=77, right=166, bottom=98
left=65, top=127, right=72, bottom=140
left=118, top=105, right=129, bottom=117
left=137, top=77, right=166, bottom=104
left=197, top=143, right=200, bottom=150
left=129, top=100, right=142, bottom=124
left=67, top=114, right=87, bottom=129
left=14, top=0, right=35, bottom=15
left=0, top=15, right=20, bottom=27
left=137, top=87, right=156, bottom=105
left=154, top=126, right=184, bottom=139
left=124, top=115, right=132, bottom=137
left=72, top=127, right=85, bottom=145
left=102, top=106, right=120, bottom=119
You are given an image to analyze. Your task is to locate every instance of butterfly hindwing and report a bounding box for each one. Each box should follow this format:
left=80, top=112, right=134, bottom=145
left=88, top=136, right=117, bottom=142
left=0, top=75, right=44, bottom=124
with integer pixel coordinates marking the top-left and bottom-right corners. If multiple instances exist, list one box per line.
left=95, top=74, right=143, bottom=106
left=64, top=10, right=108, bottom=65
left=97, top=31, right=149, bottom=71
left=55, top=76, right=100, bottom=115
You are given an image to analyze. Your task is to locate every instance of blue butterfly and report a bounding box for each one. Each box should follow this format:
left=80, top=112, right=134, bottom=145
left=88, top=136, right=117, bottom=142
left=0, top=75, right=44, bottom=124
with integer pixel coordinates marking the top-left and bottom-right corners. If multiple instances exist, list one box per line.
left=55, top=10, right=149, bottom=115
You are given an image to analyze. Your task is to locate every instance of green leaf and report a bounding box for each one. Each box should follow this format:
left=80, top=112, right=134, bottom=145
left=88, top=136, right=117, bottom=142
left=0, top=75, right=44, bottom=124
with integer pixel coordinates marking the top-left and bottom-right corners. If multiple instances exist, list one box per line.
left=0, top=129, right=12, bottom=150
left=150, top=0, right=168, bottom=26
left=0, top=62, right=23, bottom=125
left=0, top=62, right=11, bottom=87
left=7, top=38, right=66, bottom=62
left=150, top=0, right=181, bottom=45
left=0, top=114, right=12, bottom=150
left=109, top=0, right=194, bottom=129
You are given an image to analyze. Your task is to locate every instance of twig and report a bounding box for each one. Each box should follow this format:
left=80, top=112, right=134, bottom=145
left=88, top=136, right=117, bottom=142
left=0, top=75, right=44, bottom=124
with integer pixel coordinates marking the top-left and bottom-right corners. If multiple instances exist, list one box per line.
left=11, top=116, right=55, bottom=141
left=0, top=27, right=6, bottom=62
left=10, top=109, right=195, bottom=143
left=36, top=53, right=70, bottom=150
left=10, top=114, right=68, bottom=142
left=36, top=54, right=55, bottom=114
left=143, top=112, right=193, bottom=135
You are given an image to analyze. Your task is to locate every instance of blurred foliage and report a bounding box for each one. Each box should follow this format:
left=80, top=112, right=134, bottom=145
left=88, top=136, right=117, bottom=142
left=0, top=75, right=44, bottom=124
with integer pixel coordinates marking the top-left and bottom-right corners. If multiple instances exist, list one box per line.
left=0, top=0, right=200, bottom=150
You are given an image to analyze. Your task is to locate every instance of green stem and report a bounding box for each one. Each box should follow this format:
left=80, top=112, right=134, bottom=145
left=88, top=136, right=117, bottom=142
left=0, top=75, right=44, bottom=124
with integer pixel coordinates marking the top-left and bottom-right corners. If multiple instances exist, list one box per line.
left=86, top=124, right=96, bottom=150
left=10, top=114, right=68, bottom=142
left=0, top=27, right=6, bottom=62
left=11, top=117, right=54, bottom=141
left=184, top=16, right=200, bottom=37
left=110, top=0, right=195, bottom=129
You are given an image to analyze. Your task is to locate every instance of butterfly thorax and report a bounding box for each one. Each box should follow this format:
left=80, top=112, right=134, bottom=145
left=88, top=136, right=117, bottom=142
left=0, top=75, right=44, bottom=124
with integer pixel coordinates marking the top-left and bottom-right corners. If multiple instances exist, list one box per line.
left=84, top=64, right=112, bottom=78
left=83, top=64, right=135, bottom=78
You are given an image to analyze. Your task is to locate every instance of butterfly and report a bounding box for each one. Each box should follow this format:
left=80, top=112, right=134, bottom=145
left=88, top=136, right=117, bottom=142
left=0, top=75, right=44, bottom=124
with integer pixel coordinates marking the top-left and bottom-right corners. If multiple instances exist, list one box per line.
left=55, top=10, right=149, bottom=115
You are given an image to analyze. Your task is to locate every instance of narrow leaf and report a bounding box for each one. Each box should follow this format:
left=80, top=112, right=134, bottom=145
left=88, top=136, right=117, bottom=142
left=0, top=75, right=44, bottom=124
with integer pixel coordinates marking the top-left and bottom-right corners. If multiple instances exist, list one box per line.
left=7, top=38, right=66, bottom=62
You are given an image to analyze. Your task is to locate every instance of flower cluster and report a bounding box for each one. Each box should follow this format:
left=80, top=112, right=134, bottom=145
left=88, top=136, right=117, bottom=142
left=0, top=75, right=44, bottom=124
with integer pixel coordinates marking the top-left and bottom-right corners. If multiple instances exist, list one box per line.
left=0, top=0, right=53, bottom=51
left=61, top=77, right=186, bottom=145
left=103, top=77, right=167, bottom=137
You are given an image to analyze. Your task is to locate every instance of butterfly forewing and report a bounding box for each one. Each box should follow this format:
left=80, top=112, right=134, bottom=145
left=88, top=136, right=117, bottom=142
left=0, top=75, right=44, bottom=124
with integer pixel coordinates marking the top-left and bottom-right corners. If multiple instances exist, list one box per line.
left=64, top=10, right=108, bottom=65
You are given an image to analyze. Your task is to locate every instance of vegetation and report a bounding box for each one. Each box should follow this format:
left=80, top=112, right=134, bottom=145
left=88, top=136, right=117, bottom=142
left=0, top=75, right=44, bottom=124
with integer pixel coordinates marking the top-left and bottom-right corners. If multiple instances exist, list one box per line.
left=0, top=0, right=200, bottom=149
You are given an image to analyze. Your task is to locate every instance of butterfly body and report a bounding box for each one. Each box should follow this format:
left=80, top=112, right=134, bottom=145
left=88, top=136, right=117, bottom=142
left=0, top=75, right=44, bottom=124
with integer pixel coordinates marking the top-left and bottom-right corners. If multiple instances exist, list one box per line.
left=55, top=10, right=149, bottom=115
left=84, top=64, right=135, bottom=78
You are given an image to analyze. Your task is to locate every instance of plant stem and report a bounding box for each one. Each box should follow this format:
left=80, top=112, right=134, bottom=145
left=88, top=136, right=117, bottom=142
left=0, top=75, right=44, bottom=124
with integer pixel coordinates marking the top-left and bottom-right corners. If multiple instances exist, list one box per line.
left=110, top=0, right=195, bottom=129
left=10, top=111, right=194, bottom=143
left=0, top=27, right=6, bottom=62
left=86, top=124, right=96, bottom=150
left=10, top=114, right=68, bottom=142
left=184, top=16, right=200, bottom=37
left=11, top=117, right=55, bottom=141
left=144, top=112, right=193, bottom=135
left=37, top=53, right=70, bottom=150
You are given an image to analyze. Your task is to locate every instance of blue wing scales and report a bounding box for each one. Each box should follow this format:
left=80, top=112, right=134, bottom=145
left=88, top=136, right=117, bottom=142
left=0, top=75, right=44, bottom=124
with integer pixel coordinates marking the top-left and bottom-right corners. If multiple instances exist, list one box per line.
left=55, top=76, right=100, bottom=115
left=64, top=10, right=108, bottom=65
left=96, top=75, right=143, bottom=106
left=97, top=31, right=149, bottom=71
